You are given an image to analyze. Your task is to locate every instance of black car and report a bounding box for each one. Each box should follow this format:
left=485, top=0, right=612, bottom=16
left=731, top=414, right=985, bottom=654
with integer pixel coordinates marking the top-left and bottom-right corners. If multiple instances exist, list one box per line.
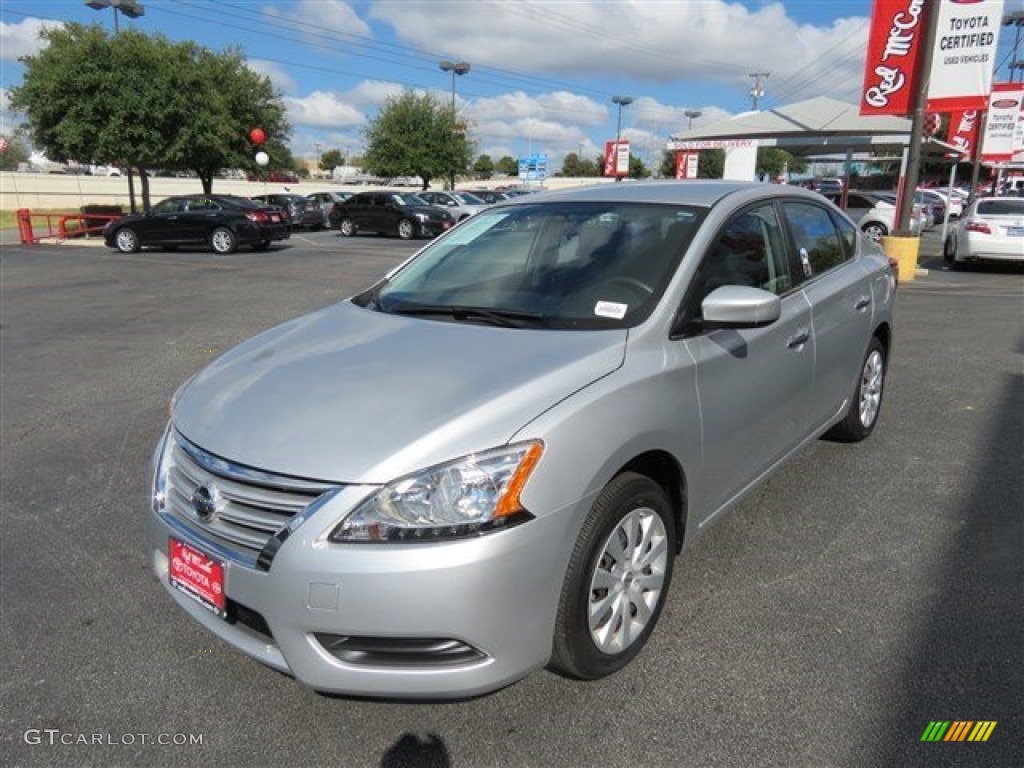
left=103, top=194, right=290, bottom=254
left=334, top=191, right=456, bottom=239
left=251, top=193, right=324, bottom=230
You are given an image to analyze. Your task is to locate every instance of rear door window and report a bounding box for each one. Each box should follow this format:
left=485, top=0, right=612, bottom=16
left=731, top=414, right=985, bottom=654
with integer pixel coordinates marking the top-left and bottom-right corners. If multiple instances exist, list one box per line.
left=781, top=201, right=848, bottom=278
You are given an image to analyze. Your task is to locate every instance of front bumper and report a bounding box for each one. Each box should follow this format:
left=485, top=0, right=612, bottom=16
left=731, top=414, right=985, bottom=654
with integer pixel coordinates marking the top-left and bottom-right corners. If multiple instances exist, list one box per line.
left=146, top=486, right=574, bottom=698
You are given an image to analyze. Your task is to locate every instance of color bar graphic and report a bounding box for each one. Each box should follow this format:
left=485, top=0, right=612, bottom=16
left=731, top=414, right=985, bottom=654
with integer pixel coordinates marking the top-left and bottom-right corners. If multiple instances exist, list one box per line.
left=921, top=721, right=996, bottom=742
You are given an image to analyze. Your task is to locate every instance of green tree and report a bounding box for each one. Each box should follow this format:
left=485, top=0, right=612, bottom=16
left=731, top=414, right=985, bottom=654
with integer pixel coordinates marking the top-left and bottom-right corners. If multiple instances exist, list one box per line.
left=698, top=149, right=725, bottom=178
left=561, top=152, right=584, bottom=176
left=628, top=154, right=650, bottom=179
left=659, top=150, right=676, bottom=178
left=362, top=90, right=471, bottom=191
left=472, top=154, right=494, bottom=179
left=496, top=155, right=518, bottom=176
left=756, top=148, right=806, bottom=180
left=0, top=134, right=29, bottom=171
left=319, top=149, right=344, bottom=171
left=9, top=24, right=289, bottom=208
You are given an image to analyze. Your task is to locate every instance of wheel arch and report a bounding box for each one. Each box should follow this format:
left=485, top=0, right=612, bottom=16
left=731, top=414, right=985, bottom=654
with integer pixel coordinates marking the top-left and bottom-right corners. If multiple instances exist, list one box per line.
left=616, top=450, right=687, bottom=554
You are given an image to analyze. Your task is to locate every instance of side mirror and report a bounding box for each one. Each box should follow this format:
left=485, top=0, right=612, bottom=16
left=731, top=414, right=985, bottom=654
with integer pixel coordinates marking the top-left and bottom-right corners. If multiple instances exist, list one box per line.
left=701, top=285, right=781, bottom=329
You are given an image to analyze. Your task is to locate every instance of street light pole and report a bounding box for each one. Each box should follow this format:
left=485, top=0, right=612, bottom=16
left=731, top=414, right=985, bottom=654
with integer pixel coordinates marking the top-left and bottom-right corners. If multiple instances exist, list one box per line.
left=684, top=109, right=702, bottom=131
left=611, top=95, right=634, bottom=180
left=85, top=0, right=145, bottom=213
left=439, top=60, right=470, bottom=190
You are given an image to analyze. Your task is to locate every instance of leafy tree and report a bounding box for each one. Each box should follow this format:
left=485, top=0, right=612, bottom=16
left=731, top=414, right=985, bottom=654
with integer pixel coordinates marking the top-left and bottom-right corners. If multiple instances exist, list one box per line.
left=659, top=150, right=677, bottom=178
left=628, top=154, right=650, bottom=179
left=319, top=149, right=344, bottom=171
left=756, top=148, right=806, bottom=180
left=496, top=155, right=518, bottom=176
left=698, top=149, right=725, bottom=178
left=0, top=134, right=29, bottom=171
left=561, top=152, right=584, bottom=176
left=362, top=90, right=471, bottom=190
left=472, top=154, right=494, bottom=179
left=10, top=23, right=289, bottom=208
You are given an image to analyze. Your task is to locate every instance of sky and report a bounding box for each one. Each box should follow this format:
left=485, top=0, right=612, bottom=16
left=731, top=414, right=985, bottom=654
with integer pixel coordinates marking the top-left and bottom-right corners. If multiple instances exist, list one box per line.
left=2, top=0, right=1024, bottom=168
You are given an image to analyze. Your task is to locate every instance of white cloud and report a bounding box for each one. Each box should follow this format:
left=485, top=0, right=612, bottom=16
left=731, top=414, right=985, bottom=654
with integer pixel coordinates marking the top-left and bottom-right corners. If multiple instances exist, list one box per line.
left=246, top=59, right=298, bottom=94
left=370, top=0, right=869, bottom=103
left=0, top=17, right=61, bottom=61
left=287, top=0, right=371, bottom=39
left=284, top=91, right=366, bottom=129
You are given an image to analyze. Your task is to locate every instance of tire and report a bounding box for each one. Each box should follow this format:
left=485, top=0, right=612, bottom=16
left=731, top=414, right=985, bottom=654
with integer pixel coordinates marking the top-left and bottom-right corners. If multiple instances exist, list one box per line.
left=824, top=337, right=886, bottom=443
left=862, top=221, right=887, bottom=242
left=251, top=240, right=272, bottom=251
left=209, top=227, right=237, bottom=254
left=114, top=228, right=140, bottom=253
left=549, top=472, right=675, bottom=681
left=397, top=219, right=415, bottom=240
left=943, top=236, right=956, bottom=264
left=339, top=218, right=356, bottom=237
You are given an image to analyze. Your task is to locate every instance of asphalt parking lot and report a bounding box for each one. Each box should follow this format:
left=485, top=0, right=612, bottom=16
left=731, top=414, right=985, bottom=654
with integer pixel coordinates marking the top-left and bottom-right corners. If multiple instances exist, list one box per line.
left=1, top=227, right=1021, bottom=768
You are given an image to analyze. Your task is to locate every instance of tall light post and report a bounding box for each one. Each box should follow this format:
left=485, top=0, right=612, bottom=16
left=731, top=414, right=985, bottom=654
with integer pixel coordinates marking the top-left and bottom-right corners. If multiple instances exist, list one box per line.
left=85, top=0, right=145, bottom=34
left=684, top=109, right=702, bottom=131
left=611, top=95, right=633, bottom=181
left=439, top=60, right=470, bottom=190
left=85, top=0, right=145, bottom=212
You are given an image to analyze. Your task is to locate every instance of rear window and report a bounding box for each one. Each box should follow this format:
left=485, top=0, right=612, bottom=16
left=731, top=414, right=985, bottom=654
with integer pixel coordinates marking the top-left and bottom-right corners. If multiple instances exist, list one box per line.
left=977, top=199, right=1024, bottom=216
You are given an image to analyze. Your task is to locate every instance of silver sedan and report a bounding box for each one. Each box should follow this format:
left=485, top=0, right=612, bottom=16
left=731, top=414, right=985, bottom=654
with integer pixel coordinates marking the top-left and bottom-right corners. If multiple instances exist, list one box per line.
left=147, top=181, right=895, bottom=698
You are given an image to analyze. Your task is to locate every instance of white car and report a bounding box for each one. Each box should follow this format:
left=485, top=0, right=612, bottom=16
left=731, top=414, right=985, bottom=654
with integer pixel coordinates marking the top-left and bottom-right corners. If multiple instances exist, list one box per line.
left=857, top=193, right=925, bottom=241
left=943, top=197, right=1024, bottom=268
left=416, top=190, right=489, bottom=221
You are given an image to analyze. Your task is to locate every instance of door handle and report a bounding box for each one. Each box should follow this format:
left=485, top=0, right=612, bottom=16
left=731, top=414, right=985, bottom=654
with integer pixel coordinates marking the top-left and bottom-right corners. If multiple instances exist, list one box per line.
left=854, top=296, right=871, bottom=311
left=787, top=329, right=810, bottom=348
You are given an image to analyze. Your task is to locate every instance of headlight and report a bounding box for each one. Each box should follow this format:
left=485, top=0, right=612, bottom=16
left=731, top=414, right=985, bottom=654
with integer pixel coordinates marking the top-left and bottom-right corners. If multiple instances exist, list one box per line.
left=329, top=441, right=543, bottom=543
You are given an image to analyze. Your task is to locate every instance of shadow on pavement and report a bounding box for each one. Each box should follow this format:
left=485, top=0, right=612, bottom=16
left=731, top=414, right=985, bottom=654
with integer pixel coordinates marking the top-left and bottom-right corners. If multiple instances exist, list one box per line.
left=870, top=372, right=1023, bottom=766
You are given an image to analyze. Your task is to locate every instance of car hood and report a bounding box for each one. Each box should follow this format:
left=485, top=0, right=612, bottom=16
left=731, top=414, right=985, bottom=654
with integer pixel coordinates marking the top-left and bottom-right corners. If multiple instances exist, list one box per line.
left=172, top=301, right=626, bottom=483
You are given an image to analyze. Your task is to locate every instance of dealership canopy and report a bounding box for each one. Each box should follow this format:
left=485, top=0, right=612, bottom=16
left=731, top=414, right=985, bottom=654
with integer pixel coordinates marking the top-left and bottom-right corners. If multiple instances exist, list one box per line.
left=667, top=96, right=916, bottom=157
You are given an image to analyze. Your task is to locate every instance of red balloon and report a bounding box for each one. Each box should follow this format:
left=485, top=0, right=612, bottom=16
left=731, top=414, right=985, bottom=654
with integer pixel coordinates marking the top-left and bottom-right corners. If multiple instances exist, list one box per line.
left=249, top=128, right=266, bottom=145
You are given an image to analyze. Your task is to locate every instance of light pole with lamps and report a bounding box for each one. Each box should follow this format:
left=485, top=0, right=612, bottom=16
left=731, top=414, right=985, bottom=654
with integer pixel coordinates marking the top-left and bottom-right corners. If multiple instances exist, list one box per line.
left=684, top=109, right=702, bottom=130
left=611, top=95, right=633, bottom=180
left=439, top=60, right=470, bottom=190
left=85, top=0, right=145, bottom=212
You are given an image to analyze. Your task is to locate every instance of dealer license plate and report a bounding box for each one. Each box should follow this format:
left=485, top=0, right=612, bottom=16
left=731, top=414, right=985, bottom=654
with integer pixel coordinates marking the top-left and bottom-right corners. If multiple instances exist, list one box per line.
left=270, top=214, right=280, bottom=223
left=1006, top=226, right=1024, bottom=237
left=168, top=539, right=226, bottom=617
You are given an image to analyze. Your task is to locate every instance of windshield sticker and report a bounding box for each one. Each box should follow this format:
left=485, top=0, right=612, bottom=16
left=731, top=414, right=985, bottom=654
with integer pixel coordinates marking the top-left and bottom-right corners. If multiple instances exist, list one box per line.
left=594, top=301, right=627, bottom=319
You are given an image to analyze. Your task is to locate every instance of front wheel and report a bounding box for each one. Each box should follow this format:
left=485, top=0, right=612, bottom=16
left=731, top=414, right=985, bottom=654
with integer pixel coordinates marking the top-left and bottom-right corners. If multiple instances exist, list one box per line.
left=550, top=472, right=675, bottom=681
left=338, top=218, right=356, bottom=237
left=397, top=219, right=415, bottom=240
left=114, top=228, right=140, bottom=253
left=862, top=222, right=888, bottom=242
left=209, top=227, right=237, bottom=254
left=824, top=337, right=886, bottom=443
left=943, top=236, right=956, bottom=264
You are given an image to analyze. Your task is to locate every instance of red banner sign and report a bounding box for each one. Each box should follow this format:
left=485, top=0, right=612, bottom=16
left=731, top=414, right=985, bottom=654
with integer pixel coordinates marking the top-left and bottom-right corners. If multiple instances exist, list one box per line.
left=860, top=0, right=927, bottom=116
left=946, top=108, right=980, bottom=157
left=674, top=151, right=699, bottom=179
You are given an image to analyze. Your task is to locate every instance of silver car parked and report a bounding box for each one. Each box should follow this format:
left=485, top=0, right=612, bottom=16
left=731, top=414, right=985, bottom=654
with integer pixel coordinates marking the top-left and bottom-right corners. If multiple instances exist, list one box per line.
left=416, top=190, right=489, bottom=221
left=148, top=181, right=895, bottom=699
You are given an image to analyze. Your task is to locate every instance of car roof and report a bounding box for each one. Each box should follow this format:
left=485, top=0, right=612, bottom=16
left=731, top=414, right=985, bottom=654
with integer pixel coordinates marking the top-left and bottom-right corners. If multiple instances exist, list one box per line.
left=497, top=180, right=824, bottom=208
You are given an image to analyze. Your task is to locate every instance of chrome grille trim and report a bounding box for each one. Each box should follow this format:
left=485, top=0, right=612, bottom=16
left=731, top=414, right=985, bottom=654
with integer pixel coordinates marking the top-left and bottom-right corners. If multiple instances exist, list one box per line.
left=157, top=430, right=339, bottom=567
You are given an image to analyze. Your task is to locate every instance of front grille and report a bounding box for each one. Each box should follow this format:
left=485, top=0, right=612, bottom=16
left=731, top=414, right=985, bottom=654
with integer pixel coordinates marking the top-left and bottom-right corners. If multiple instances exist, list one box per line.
left=158, top=431, right=337, bottom=568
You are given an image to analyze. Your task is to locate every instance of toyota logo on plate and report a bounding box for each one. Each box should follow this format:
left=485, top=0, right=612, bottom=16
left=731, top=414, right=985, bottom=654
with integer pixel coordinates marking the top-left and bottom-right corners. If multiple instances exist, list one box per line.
left=191, top=484, right=220, bottom=522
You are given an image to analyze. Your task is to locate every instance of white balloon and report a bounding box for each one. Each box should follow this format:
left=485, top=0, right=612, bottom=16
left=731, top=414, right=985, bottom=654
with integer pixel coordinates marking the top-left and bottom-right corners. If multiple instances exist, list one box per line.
left=255, top=151, right=269, bottom=167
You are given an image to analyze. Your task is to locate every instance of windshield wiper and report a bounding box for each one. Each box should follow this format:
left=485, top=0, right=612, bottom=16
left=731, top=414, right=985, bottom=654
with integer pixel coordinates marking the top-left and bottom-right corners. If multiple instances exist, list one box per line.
left=387, top=303, right=547, bottom=328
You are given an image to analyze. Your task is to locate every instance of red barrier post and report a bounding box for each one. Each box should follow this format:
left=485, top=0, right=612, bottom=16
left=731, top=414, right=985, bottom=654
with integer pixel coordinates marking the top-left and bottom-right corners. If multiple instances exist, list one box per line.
left=16, top=209, right=35, bottom=244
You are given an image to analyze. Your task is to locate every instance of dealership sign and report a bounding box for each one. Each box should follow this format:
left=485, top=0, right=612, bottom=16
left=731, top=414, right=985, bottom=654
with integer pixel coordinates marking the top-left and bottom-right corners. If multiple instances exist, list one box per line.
left=945, top=108, right=981, bottom=156
left=926, top=0, right=1005, bottom=112
left=674, top=152, right=699, bottom=179
left=603, top=141, right=630, bottom=177
left=981, top=83, right=1023, bottom=163
left=861, top=0, right=1004, bottom=116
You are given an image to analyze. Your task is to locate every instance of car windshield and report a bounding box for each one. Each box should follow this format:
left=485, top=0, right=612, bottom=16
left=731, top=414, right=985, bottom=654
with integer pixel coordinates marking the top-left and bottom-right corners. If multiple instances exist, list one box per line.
left=392, top=193, right=427, bottom=206
left=359, top=202, right=705, bottom=330
left=452, top=192, right=486, bottom=205
left=977, top=199, right=1024, bottom=216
